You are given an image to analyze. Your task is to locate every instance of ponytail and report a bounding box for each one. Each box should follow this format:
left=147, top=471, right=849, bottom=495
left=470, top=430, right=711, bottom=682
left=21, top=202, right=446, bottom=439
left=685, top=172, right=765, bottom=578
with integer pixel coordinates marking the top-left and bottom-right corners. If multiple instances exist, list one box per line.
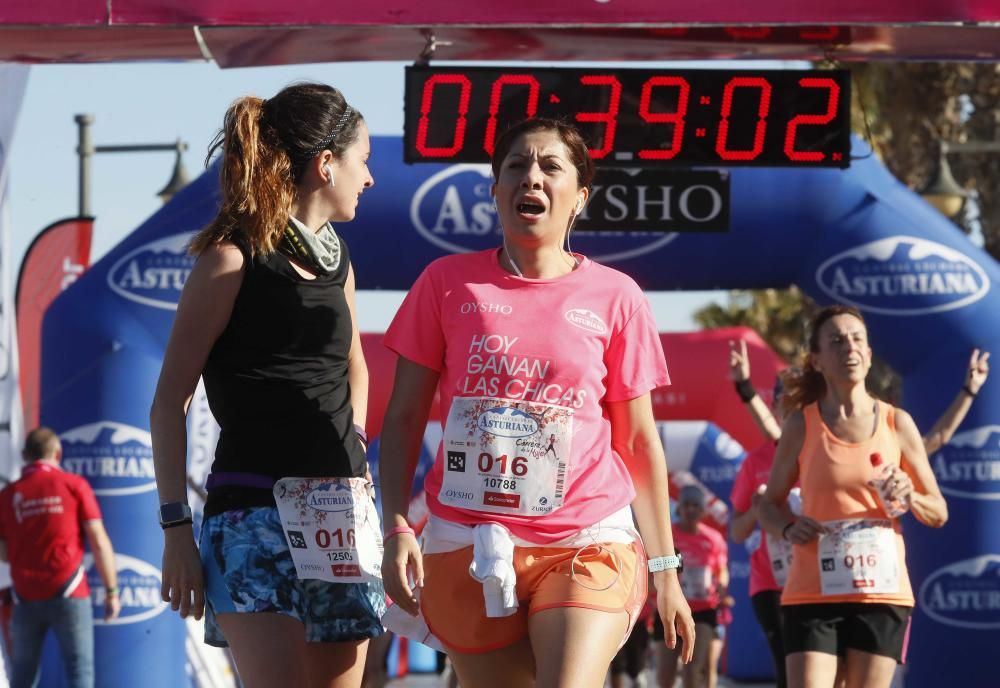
left=189, top=96, right=294, bottom=257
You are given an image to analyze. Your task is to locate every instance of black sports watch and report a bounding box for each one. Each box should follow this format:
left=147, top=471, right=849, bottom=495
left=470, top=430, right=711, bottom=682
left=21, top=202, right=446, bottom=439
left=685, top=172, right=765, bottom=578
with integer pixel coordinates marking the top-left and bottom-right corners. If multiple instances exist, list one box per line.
left=158, top=502, right=193, bottom=529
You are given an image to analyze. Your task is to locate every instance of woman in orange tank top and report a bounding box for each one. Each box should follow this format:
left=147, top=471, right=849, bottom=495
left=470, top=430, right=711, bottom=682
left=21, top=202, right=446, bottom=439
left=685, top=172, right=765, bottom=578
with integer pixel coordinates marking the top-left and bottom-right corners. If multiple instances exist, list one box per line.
left=759, top=305, right=948, bottom=688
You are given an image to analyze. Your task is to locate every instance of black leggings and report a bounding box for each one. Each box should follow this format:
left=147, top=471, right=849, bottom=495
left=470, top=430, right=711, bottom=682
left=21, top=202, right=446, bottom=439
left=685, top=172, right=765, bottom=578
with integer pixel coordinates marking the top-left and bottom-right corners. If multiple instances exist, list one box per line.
left=751, top=590, right=787, bottom=688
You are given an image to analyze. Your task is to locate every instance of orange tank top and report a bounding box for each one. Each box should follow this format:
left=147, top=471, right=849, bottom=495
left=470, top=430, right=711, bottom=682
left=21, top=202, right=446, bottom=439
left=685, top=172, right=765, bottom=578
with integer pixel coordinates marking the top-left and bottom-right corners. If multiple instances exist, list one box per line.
left=781, top=401, right=914, bottom=607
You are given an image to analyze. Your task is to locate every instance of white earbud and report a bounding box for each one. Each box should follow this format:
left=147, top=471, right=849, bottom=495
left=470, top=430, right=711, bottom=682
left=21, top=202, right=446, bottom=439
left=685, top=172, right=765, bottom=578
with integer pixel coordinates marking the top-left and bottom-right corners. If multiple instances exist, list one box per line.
left=323, top=165, right=336, bottom=188
left=574, top=199, right=584, bottom=215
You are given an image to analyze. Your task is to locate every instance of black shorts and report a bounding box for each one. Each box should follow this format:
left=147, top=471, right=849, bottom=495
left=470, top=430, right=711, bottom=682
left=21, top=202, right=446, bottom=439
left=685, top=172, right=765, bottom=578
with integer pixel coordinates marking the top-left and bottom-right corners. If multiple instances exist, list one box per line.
left=782, top=603, right=912, bottom=663
left=652, top=608, right=718, bottom=641
left=610, top=618, right=650, bottom=678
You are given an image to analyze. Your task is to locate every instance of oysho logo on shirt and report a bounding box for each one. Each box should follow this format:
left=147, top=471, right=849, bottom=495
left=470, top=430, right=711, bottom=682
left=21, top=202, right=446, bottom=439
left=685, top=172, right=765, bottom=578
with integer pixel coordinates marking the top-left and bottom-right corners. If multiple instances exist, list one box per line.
left=460, top=302, right=513, bottom=315
left=931, top=425, right=1000, bottom=501
left=564, top=308, right=608, bottom=334
left=87, top=553, right=168, bottom=626
left=60, top=422, right=155, bottom=497
left=815, top=235, right=989, bottom=316
left=107, top=233, right=195, bottom=310
left=919, top=554, right=1000, bottom=629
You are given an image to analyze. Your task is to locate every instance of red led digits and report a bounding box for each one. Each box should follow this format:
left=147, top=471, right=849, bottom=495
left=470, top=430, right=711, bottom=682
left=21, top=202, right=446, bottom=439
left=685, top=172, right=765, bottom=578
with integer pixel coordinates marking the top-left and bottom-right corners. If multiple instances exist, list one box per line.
left=483, top=75, right=541, bottom=156
left=574, top=75, right=622, bottom=159
left=784, top=77, right=840, bottom=162
left=716, top=77, right=772, bottom=161
left=637, top=76, right=690, bottom=160
left=415, top=74, right=472, bottom=158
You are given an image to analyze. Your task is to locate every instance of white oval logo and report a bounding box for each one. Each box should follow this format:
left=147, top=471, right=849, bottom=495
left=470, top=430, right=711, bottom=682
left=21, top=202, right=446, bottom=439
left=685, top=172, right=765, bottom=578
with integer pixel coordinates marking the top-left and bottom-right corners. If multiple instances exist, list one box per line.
left=106, top=233, right=195, bottom=310
left=815, top=235, right=990, bottom=316
left=87, top=553, right=168, bottom=626
left=306, top=483, right=355, bottom=513
left=919, top=554, right=1000, bottom=629
left=931, top=425, right=1000, bottom=501
left=60, top=422, right=155, bottom=497
left=477, top=407, right=539, bottom=439
left=409, top=165, right=678, bottom=262
left=564, top=308, right=608, bottom=334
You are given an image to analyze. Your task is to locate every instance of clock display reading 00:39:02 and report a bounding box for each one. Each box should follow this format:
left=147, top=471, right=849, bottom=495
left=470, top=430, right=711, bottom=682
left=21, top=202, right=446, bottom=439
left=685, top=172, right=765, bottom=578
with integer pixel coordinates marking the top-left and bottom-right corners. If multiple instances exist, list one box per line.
left=404, top=66, right=851, bottom=168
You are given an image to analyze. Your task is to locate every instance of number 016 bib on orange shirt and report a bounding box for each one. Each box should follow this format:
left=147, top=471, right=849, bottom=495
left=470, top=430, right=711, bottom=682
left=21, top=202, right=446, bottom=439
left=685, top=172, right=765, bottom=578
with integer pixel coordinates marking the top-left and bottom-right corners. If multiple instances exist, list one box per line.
left=439, top=397, right=573, bottom=516
left=818, top=519, right=899, bottom=596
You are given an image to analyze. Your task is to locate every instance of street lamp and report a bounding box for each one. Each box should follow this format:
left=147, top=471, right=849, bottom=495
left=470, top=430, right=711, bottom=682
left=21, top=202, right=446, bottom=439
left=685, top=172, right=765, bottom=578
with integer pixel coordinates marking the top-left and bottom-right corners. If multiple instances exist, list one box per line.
left=74, top=113, right=190, bottom=217
left=919, top=139, right=1000, bottom=219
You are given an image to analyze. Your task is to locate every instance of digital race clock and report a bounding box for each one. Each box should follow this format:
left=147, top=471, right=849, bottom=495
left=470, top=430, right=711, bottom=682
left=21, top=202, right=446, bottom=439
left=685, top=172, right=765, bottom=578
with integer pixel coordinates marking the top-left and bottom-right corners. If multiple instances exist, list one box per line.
left=404, top=66, right=851, bottom=168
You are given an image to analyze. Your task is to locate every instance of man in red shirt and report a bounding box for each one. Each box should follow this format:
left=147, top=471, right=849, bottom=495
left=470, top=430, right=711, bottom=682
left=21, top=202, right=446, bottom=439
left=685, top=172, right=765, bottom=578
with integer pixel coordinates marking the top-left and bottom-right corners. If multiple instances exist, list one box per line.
left=0, top=427, right=120, bottom=688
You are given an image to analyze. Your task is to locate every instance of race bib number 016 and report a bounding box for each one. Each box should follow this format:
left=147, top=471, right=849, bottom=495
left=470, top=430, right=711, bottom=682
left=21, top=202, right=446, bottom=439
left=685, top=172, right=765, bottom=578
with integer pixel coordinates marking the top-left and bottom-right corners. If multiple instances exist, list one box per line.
left=818, top=519, right=899, bottom=596
left=273, top=477, right=383, bottom=584
left=440, top=397, right=573, bottom=516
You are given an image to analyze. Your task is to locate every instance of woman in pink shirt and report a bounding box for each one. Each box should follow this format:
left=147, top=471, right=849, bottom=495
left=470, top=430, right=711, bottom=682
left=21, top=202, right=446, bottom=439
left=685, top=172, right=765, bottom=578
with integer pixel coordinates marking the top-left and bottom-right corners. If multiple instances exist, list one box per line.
left=379, top=118, right=695, bottom=688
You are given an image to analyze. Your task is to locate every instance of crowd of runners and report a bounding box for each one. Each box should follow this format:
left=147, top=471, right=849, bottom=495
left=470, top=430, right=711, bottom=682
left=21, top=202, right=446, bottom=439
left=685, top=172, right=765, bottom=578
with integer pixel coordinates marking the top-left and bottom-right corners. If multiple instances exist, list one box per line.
left=144, top=81, right=988, bottom=688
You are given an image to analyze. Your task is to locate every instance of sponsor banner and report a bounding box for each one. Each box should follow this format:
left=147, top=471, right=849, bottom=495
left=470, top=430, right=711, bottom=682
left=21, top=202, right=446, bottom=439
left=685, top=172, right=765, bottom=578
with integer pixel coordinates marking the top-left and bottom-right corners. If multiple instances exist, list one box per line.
left=106, top=232, right=195, bottom=310
left=815, top=235, right=990, bottom=316
left=85, top=553, right=168, bottom=626
left=931, top=426, right=1000, bottom=501
left=15, top=217, right=94, bottom=429
left=60, top=421, right=155, bottom=496
left=577, top=168, right=728, bottom=233
left=918, top=554, right=1000, bottom=630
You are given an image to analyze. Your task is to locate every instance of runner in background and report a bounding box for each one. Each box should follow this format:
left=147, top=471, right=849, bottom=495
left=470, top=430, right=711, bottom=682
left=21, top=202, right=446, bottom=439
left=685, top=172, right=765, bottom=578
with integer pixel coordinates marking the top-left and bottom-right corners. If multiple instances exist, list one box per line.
left=379, top=118, right=695, bottom=688
left=151, top=82, right=383, bottom=688
left=758, top=305, right=948, bottom=688
left=655, top=485, right=729, bottom=688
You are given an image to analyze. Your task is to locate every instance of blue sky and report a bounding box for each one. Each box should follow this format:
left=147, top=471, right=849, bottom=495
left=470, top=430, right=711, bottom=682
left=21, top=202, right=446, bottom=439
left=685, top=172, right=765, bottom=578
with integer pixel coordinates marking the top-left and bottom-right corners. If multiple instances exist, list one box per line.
left=8, top=61, right=729, bottom=331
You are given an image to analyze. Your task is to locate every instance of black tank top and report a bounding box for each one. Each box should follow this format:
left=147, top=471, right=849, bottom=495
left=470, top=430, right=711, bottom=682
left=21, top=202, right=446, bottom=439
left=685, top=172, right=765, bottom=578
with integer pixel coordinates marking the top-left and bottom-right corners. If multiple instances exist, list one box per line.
left=202, top=235, right=366, bottom=516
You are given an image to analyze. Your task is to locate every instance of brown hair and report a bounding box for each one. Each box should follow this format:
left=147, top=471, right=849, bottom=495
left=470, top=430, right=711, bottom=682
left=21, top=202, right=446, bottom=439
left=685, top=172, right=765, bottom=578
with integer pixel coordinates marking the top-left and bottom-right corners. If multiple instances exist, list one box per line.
left=490, top=118, right=596, bottom=192
left=781, top=304, right=868, bottom=412
left=23, top=427, right=61, bottom=462
left=189, top=82, right=363, bottom=257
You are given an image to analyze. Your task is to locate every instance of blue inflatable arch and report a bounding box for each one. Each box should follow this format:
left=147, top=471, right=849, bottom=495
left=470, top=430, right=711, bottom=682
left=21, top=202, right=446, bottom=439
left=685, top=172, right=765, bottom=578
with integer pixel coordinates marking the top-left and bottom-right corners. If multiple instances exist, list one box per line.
left=40, top=136, right=999, bottom=687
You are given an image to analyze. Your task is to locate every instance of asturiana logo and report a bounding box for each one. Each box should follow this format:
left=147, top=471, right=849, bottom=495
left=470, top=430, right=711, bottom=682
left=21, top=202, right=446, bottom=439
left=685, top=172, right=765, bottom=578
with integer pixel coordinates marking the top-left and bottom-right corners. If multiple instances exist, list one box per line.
left=931, top=425, right=1000, bottom=501
left=815, top=235, right=989, bottom=315
left=307, top=483, right=355, bottom=513
left=477, top=407, right=539, bottom=439
left=409, top=165, right=678, bottom=262
left=60, top=422, right=155, bottom=497
left=107, top=233, right=195, bottom=310
left=919, top=554, right=1000, bottom=629
left=564, top=308, right=608, bottom=335
left=87, top=553, right=168, bottom=625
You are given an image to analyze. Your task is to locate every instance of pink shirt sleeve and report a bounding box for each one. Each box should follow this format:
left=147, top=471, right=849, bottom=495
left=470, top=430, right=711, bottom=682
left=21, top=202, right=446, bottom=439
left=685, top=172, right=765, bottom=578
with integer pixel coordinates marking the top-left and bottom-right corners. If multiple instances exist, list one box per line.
left=604, top=297, right=670, bottom=402
left=384, top=263, right=446, bottom=371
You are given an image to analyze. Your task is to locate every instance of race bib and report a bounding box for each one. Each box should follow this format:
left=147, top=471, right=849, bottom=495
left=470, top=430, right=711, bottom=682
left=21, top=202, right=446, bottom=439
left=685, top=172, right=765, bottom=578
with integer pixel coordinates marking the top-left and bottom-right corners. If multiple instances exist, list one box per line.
left=680, top=565, right=712, bottom=601
left=818, top=519, right=899, bottom=596
left=765, top=532, right=795, bottom=587
left=439, top=397, right=573, bottom=516
left=273, top=477, right=382, bottom=584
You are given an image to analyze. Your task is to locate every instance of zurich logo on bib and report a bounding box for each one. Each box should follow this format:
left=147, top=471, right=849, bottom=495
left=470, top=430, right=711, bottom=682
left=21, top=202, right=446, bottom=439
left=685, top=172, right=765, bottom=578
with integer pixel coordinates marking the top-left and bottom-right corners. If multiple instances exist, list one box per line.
left=930, top=425, right=1000, bottom=501
left=919, top=554, right=1000, bottom=630
left=107, top=232, right=195, bottom=310
left=816, top=235, right=989, bottom=316
left=60, top=422, right=156, bottom=497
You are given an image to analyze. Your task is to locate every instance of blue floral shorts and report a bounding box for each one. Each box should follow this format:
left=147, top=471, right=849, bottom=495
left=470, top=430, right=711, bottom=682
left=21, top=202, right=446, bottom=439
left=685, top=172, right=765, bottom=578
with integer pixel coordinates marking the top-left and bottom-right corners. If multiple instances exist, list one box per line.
left=199, top=506, right=386, bottom=647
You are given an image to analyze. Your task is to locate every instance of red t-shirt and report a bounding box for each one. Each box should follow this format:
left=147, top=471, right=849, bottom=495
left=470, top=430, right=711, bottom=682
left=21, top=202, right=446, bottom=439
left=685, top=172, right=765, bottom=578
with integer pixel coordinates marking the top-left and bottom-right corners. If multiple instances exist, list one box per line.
left=673, top=522, right=727, bottom=612
left=730, top=442, right=781, bottom=596
left=0, top=462, right=102, bottom=601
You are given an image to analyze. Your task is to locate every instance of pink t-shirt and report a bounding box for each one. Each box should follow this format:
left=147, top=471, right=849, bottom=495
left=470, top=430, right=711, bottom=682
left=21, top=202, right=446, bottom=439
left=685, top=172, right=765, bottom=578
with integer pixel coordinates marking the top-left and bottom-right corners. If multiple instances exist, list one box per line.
left=384, top=249, right=670, bottom=544
left=731, top=442, right=781, bottom=596
left=673, top=522, right=727, bottom=612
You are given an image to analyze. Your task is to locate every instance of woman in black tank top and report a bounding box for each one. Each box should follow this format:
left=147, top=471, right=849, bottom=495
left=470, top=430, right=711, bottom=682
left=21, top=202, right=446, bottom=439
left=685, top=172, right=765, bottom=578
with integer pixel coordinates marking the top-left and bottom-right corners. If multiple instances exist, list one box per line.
left=150, top=83, right=382, bottom=687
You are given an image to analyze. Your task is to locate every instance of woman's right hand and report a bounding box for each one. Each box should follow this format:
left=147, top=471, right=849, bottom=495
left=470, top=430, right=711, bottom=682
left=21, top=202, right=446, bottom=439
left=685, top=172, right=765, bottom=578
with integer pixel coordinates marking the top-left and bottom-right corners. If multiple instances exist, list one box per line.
left=782, top=515, right=828, bottom=545
left=728, top=339, right=751, bottom=382
left=161, top=528, right=205, bottom=620
left=382, top=532, right=424, bottom=616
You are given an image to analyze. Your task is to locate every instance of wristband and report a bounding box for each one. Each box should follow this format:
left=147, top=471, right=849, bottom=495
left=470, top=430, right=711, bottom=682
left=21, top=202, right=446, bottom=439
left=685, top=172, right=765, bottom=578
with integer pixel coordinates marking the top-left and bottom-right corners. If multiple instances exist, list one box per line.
left=781, top=521, right=796, bottom=541
left=106, top=586, right=118, bottom=596
left=734, top=379, right=757, bottom=403
left=384, top=526, right=415, bottom=542
left=963, top=385, right=978, bottom=399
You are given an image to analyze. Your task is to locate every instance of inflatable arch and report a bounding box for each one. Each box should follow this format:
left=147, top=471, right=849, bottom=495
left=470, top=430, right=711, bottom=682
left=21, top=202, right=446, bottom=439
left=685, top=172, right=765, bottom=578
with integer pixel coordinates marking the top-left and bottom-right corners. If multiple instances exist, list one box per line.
left=40, top=136, right=999, bottom=687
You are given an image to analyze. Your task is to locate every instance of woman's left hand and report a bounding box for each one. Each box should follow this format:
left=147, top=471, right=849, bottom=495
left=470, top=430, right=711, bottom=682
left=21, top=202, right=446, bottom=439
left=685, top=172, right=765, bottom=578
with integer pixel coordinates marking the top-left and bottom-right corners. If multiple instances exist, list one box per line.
left=654, top=571, right=696, bottom=663
left=882, top=466, right=915, bottom=505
